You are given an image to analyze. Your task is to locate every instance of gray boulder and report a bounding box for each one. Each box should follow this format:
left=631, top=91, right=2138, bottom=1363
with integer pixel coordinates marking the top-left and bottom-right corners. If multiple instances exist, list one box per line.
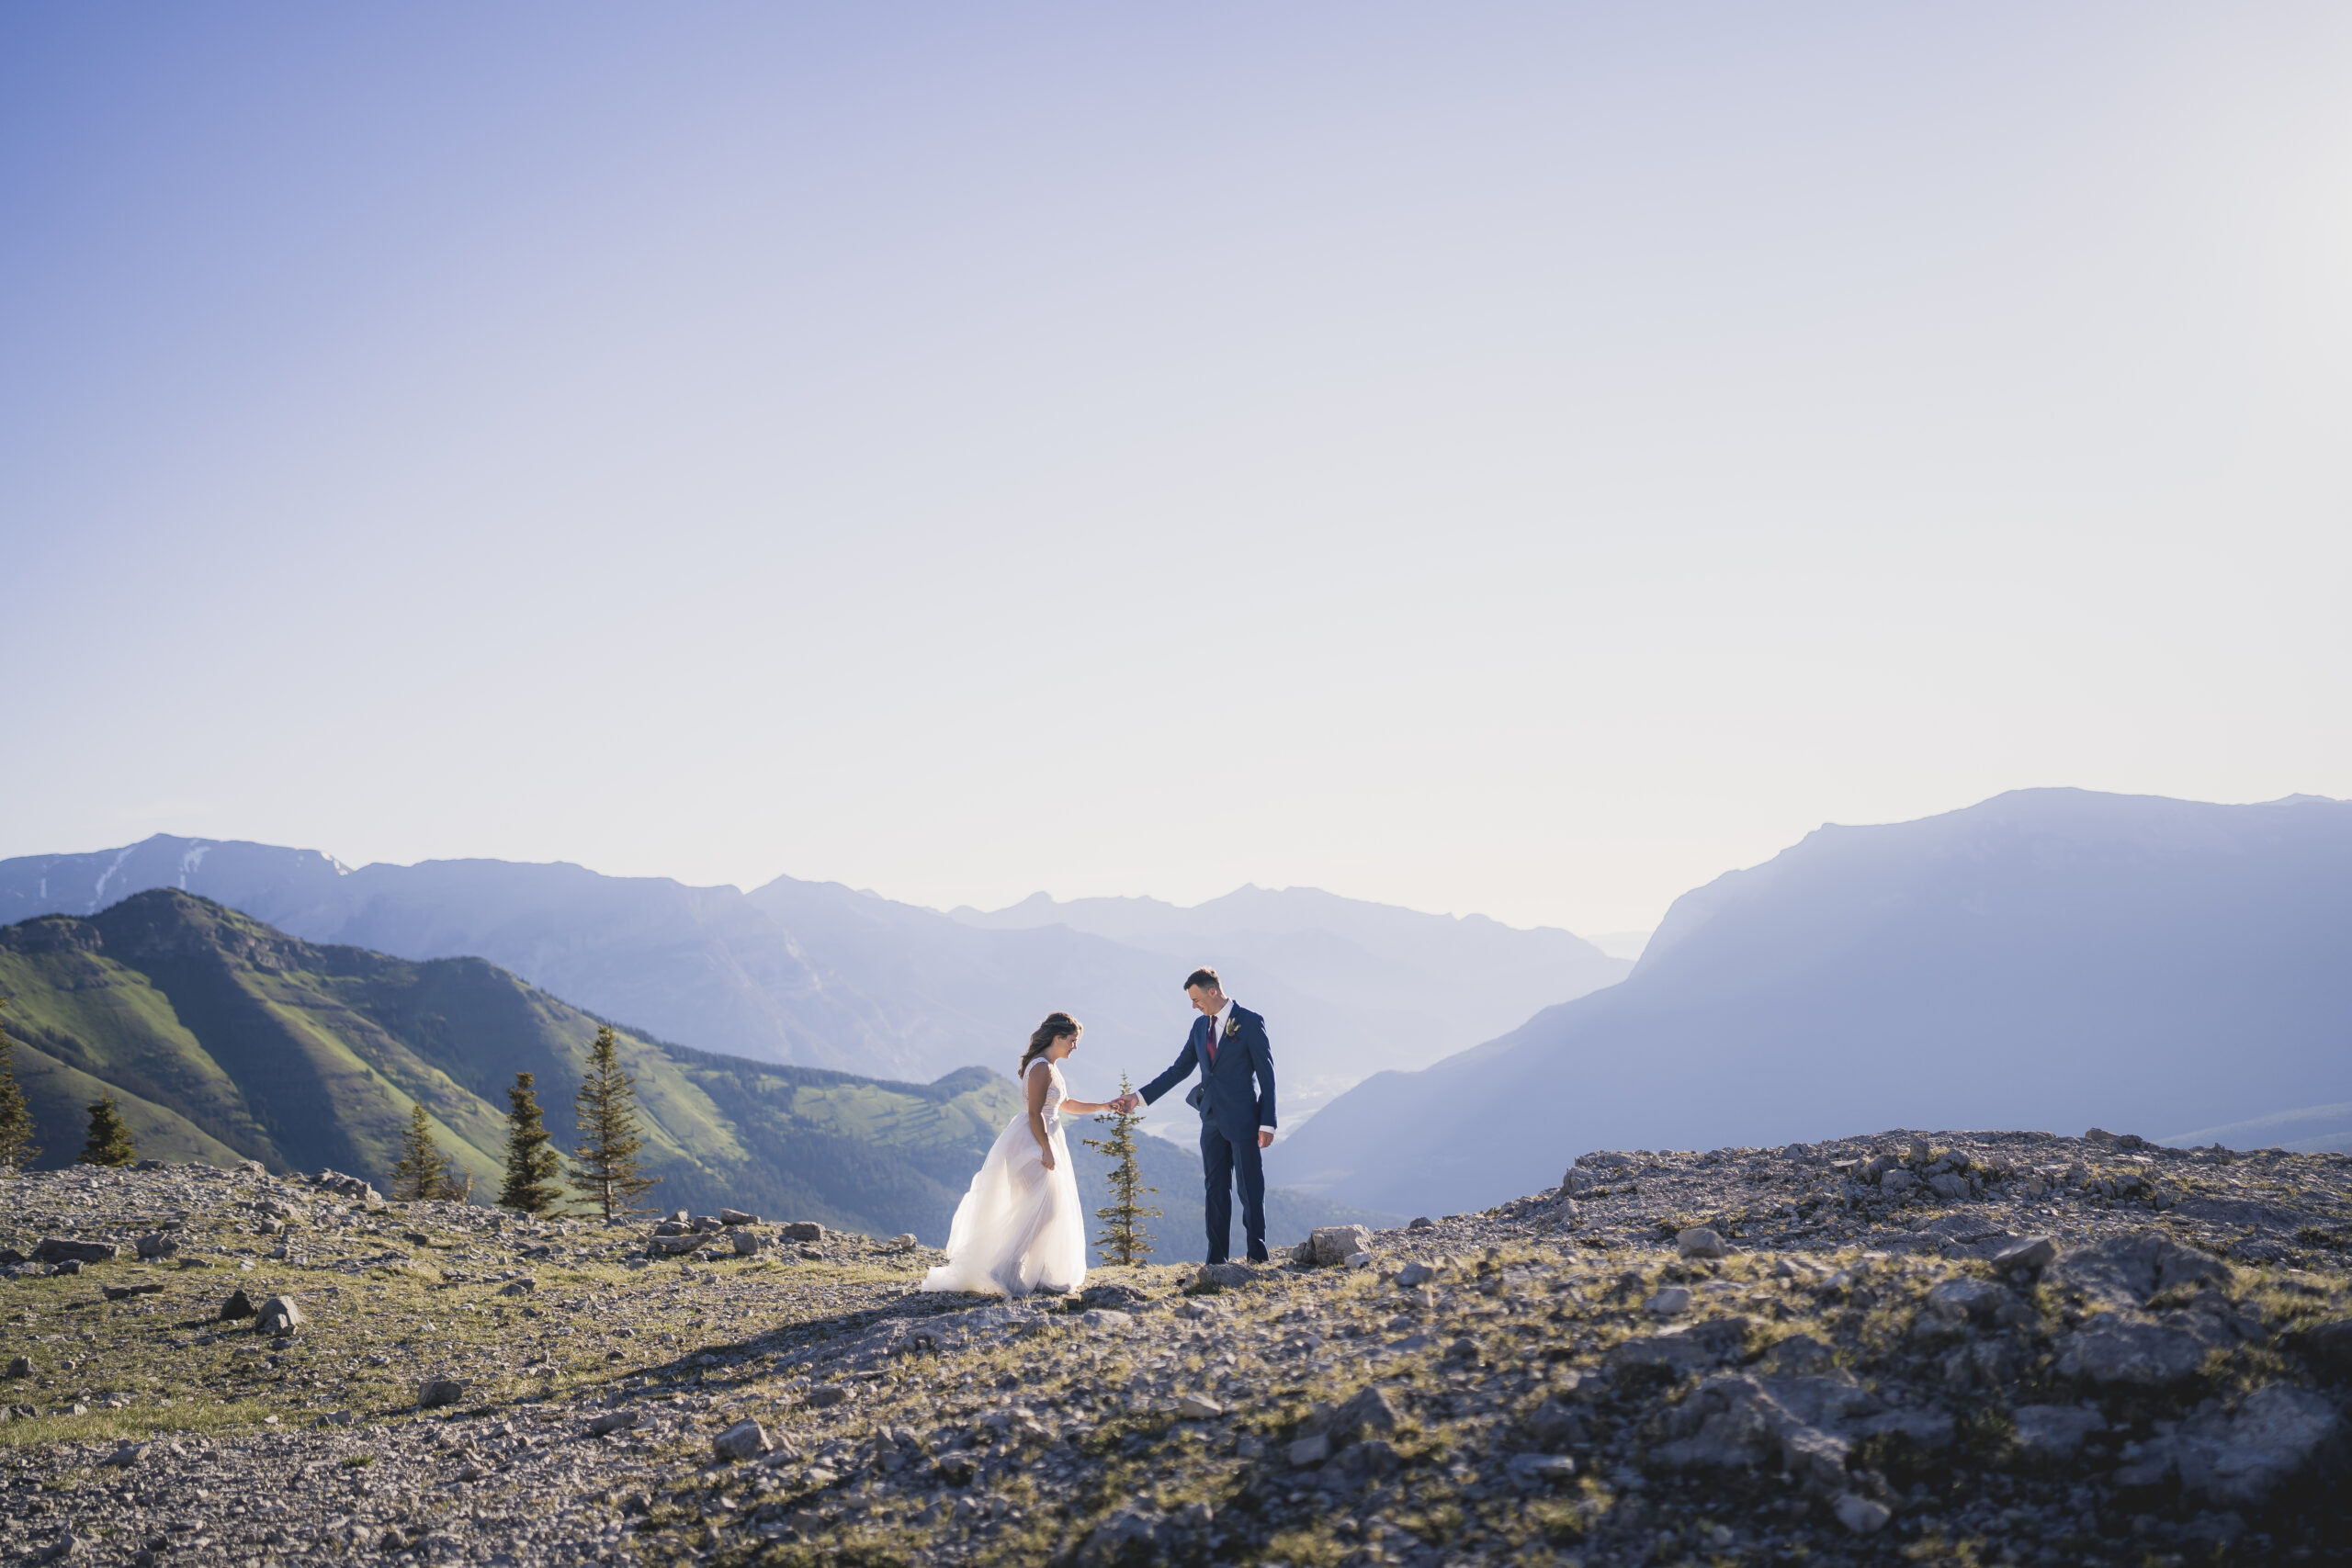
left=2111, top=1384, right=2346, bottom=1506
left=1606, top=1317, right=1749, bottom=1375
left=712, top=1418, right=772, bottom=1461
left=1925, top=1277, right=2003, bottom=1325
left=255, top=1295, right=305, bottom=1336
left=1990, top=1235, right=2057, bottom=1274
left=647, top=1235, right=703, bottom=1258
left=1301, top=1225, right=1373, bottom=1267
left=31, top=1238, right=117, bottom=1265
left=782, top=1222, right=825, bottom=1242
left=2058, top=1318, right=2210, bottom=1388
left=417, top=1379, right=468, bottom=1408
left=1675, top=1227, right=1728, bottom=1260
left=732, top=1230, right=763, bottom=1256
left=132, top=1233, right=180, bottom=1260
left=2047, top=1232, right=2230, bottom=1307
left=1192, top=1261, right=1259, bottom=1290
left=2011, top=1404, right=2107, bottom=1460
left=718, top=1208, right=759, bottom=1225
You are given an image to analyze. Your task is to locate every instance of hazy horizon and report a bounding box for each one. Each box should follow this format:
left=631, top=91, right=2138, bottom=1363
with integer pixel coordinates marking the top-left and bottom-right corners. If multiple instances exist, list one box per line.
left=6, top=5, right=2348, bottom=932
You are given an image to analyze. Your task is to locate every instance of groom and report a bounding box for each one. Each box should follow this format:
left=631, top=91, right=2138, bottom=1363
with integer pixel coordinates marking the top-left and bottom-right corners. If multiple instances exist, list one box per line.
left=1124, top=967, right=1277, bottom=1265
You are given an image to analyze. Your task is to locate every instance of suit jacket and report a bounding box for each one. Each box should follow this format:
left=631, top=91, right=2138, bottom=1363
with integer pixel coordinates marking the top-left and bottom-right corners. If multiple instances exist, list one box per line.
left=1139, top=1004, right=1277, bottom=1144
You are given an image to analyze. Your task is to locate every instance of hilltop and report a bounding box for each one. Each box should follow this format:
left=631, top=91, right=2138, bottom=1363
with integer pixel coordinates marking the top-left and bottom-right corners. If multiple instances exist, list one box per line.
left=1, top=1125, right=2346, bottom=1565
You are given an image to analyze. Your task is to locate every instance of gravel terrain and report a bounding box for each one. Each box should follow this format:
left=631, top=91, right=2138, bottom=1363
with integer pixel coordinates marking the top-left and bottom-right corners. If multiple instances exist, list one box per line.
left=4, top=1127, right=2350, bottom=1566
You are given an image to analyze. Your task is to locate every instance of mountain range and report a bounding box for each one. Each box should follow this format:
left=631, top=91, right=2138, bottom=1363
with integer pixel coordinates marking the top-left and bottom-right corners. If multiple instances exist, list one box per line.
left=0, top=837, right=1629, bottom=1127
left=0, top=889, right=1394, bottom=1247
left=1279, top=789, right=2352, bottom=1216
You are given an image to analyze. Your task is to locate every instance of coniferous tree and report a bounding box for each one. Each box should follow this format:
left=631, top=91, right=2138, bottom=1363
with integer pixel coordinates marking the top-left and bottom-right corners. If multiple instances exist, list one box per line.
left=77, top=1091, right=137, bottom=1168
left=498, top=1071, right=565, bottom=1214
left=1082, top=1073, right=1159, bottom=1267
left=0, top=998, right=39, bottom=1171
left=567, top=1026, right=660, bottom=1224
left=388, top=1100, right=454, bottom=1201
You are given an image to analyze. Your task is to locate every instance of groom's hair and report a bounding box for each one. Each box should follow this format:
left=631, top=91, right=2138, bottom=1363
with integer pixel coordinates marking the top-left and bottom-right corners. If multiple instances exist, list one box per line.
left=1182, top=967, right=1221, bottom=994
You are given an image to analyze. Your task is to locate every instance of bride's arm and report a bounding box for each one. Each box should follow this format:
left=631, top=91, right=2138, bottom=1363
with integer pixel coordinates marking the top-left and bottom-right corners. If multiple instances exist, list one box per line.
left=1026, top=1060, right=1057, bottom=1168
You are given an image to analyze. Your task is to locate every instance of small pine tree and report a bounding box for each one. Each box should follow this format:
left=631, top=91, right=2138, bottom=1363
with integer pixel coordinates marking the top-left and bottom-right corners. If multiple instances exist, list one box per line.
left=498, top=1071, right=565, bottom=1214
left=0, top=998, right=40, bottom=1171
left=1082, top=1072, right=1159, bottom=1267
left=77, top=1091, right=137, bottom=1168
left=387, top=1100, right=454, bottom=1201
left=567, top=1025, right=661, bottom=1224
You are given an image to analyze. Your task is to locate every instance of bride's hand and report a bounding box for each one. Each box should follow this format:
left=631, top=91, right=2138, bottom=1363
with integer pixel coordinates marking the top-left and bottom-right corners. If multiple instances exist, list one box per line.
left=1040, top=1147, right=1056, bottom=1170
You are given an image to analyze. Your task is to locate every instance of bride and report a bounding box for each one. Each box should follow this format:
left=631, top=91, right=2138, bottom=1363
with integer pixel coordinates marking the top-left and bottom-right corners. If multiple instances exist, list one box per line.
left=921, top=1011, right=1116, bottom=1297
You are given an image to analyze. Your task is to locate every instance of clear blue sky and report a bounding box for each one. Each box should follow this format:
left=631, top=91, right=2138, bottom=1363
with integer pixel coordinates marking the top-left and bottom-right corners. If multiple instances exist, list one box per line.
left=5, top=4, right=2347, bottom=931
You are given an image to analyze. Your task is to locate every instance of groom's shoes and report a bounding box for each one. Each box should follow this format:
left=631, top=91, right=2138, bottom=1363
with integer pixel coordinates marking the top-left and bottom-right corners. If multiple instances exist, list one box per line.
left=1246, top=1247, right=1270, bottom=1264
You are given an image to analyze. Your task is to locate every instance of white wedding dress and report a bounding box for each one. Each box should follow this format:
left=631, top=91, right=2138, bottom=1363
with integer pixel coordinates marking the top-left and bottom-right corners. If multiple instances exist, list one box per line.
left=921, top=1057, right=1089, bottom=1297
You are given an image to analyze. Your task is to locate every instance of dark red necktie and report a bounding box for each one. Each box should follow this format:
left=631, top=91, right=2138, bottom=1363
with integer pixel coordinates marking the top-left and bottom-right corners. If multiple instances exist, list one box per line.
left=1205, top=1018, right=1217, bottom=1067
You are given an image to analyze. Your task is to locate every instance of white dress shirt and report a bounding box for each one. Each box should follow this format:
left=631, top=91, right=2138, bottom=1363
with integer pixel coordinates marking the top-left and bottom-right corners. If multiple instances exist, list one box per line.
left=1206, top=997, right=1276, bottom=1139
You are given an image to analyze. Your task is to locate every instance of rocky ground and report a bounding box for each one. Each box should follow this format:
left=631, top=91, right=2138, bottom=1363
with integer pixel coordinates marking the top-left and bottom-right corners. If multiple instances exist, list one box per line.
left=4, top=1127, right=2351, bottom=1566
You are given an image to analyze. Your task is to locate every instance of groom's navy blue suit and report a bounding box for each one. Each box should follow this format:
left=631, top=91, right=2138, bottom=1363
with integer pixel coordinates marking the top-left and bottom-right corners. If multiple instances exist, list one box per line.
left=1139, top=1005, right=1277, bottom=1264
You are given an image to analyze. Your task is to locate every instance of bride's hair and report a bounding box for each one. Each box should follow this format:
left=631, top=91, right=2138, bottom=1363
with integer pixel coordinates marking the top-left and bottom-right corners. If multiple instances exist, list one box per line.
left=1018, top=1012, right=1081, bottom=1077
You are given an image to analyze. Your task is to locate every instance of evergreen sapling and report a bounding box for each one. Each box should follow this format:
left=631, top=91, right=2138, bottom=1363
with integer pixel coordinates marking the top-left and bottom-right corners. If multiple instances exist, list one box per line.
left=567, top=1025, right=662, bottom=1223
left=388, top=1100, right=456, bottom=1201
left=1082, top=1072, right=1159, bottom=1267
left=77, top=1091, right=136, bottom=1168
left=498, top=1070, right=565, bottom=1214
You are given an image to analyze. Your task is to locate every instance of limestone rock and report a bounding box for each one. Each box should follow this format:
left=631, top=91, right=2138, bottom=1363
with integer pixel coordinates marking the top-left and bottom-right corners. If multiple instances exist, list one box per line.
left=132, top=1233, right=180, bottom=1260
left=1174, top=1393, right=1223, bottom=1419
left=1305, top=1225, right=1373, bottom=1267
left=32, top=1238, right=118, bottom=1265
left=255, top=1295, right=305, bottom=1335
left=1327, top=1384, right=1401, bottom=1446
left=2058, top=1318, right=2210, bottom=1388
left=588, top=1409, right=639, bottom=1436
left=1676, top=1227, right=1728, bottom=1260
left=2289, top=1317, right=2352, bottom=1376
left=713, top=1418, right=772, bottom=1461
left=718, top=1208, right=758, bottom=1225
left=647, top=1235, right=702, bottom=1258
left=1990, top=1235, right=2057, bottom=1274
left=1833, top=1493, right=1892, bottom=1535
left=731, top=1230, right=763, bottom=1256
left=2011, top=1404, right=2107, bottom=1460
left=1645, top=1285, right=1692, bottom=1316
left=1507, top=1452, right=1577, bottom=1484
left=1193, top=1261, right=1259, bottom=1291
left=782, top=1222, right=826, bottom=1242
left=1925, top=1277, right=2002, bottom=1325
left=2173, top=1384, right=2345, bottom=1506
left=2047, top=1232, right=2230, bottom=1307
left=417, top=1379, right=468, bottom=1409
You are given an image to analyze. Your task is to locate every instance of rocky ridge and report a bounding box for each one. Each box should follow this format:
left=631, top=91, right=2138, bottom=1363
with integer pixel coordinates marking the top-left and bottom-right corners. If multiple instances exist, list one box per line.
left=2, top=1126, right=2349, bottom=1566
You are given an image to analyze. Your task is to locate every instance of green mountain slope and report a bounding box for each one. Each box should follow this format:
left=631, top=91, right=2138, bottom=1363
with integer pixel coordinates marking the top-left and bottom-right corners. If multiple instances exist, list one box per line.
left=0, top=890, right=1395, bottom=1248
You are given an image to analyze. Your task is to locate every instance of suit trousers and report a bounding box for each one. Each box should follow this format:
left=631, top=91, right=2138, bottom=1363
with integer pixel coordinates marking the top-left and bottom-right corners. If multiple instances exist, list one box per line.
left=1200, top=1121, right=1268, bottom=1263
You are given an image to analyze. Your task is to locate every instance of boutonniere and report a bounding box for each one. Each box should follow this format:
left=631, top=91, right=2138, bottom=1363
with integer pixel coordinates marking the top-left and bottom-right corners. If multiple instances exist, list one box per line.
left=1223, top=1018, right=1241, bottom=1039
